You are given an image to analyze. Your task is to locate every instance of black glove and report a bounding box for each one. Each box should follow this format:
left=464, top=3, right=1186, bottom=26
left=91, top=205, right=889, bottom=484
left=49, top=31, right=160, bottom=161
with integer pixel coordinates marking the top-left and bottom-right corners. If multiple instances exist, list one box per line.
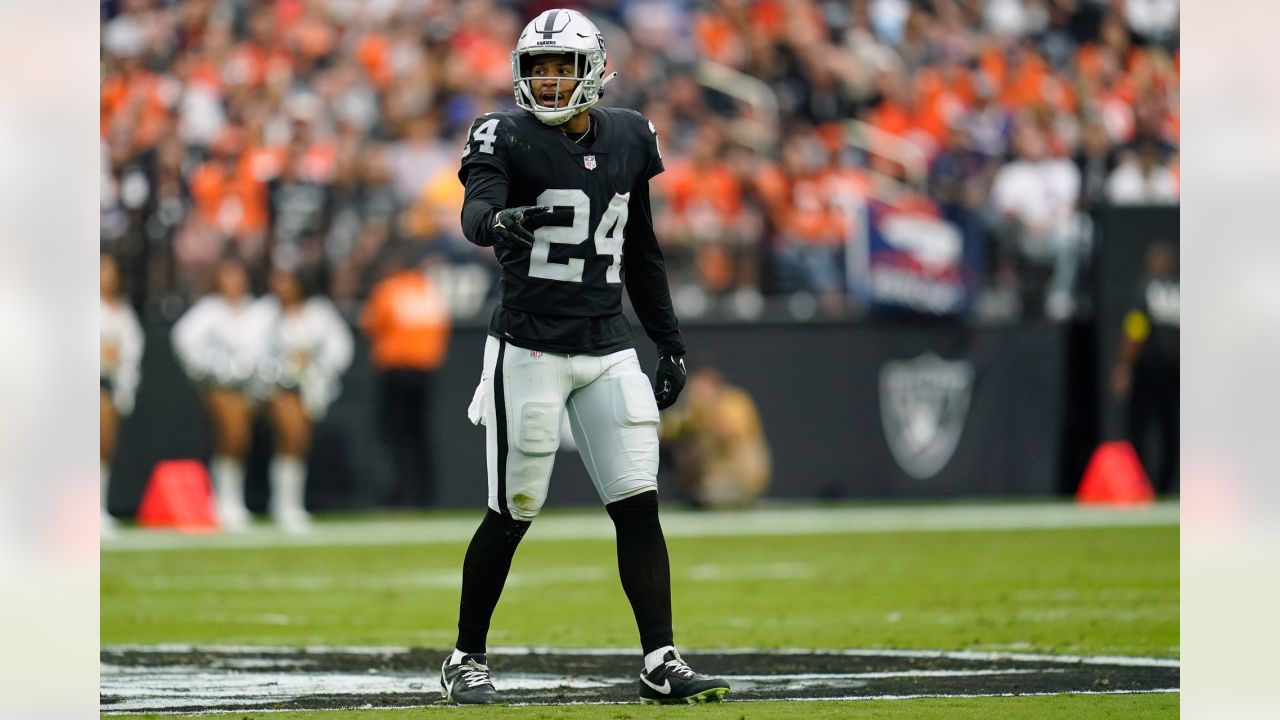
left=490, top=205, right=551, bottom=250
left=652, top=354, right=687, bottom=410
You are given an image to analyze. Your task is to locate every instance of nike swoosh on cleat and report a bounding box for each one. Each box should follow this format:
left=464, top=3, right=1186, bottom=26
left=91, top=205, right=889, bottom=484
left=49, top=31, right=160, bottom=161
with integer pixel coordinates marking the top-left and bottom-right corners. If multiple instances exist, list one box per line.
left=640, top=675, right=671, bottom=694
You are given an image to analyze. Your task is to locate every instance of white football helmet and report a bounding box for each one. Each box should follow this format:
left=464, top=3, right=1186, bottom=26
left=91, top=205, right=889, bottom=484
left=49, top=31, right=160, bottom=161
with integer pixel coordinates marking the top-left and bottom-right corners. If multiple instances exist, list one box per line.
left=511, top=8, right=616, bottom=126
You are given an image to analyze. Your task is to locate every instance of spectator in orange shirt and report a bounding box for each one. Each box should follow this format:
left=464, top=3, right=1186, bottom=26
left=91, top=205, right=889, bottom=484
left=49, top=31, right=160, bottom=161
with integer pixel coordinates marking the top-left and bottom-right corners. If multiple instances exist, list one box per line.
left=658, top=124, right=752, bottom=294
left=758, top=132, right=862, bottom=307
left=360, top=245, right=453, bottom=507
left=188, top=127, right=271, bottom=252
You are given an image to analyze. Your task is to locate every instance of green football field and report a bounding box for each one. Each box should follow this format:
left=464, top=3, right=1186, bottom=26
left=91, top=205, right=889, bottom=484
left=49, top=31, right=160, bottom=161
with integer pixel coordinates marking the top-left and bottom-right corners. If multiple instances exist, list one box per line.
left=100, top=501, right=1179, bottom=718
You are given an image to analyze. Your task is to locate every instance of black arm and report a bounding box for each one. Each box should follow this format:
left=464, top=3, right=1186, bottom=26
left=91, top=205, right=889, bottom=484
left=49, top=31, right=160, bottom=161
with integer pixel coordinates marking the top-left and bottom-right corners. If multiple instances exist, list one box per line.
left=460, top=163, right=509, bottom=248
left=623, top=180, right=684, bottom=356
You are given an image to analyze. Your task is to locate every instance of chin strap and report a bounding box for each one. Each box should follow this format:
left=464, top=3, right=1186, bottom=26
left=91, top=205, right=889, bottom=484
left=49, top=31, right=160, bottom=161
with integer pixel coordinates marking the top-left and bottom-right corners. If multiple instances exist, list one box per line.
left=601, top=72, right=618, bottom=90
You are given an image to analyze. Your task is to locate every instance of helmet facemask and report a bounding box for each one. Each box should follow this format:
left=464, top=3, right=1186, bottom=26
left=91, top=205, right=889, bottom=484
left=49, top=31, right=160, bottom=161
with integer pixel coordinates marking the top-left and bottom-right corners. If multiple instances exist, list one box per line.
left=512, top=48, right=607, bottom=126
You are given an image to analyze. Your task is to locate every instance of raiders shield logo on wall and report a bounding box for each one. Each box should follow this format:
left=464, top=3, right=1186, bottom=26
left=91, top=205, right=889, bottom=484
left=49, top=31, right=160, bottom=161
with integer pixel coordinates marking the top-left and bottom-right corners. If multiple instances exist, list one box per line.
left=879, top=353, right=975, bottom=480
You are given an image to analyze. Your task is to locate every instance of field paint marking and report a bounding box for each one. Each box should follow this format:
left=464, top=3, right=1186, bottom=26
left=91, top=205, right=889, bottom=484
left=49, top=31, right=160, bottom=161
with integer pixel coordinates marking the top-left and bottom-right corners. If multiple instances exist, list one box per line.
left=101, top=644, right=1180, bottom=667
left=729, top=669, right=1051, bottom=680
left=101, top=688, right=1182, bottom=716
left=102, top=501, right=1179, bottom=553
left=502, top=687, right=1183, bottom=707
left=99, top=667, right=1047, bottom=701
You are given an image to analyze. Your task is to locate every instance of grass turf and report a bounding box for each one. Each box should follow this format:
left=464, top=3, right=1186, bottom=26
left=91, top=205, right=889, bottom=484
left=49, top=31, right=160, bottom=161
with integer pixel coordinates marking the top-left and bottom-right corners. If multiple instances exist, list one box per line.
left=106, top=692, right=1180, bottom=719
left=101, top=522, right=1177, bottom=657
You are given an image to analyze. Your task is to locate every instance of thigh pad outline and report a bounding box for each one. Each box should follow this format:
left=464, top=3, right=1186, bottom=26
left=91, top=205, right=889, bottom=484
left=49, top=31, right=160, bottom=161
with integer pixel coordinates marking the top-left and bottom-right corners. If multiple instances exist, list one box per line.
left=514, top=401, right=562, bottom=455
left=613, top=373, right=660, bottom=427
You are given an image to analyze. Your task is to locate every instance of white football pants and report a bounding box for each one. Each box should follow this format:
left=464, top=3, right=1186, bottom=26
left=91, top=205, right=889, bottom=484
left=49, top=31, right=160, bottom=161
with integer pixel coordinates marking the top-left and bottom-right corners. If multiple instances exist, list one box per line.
left=467, top=336, right=660, bottom=520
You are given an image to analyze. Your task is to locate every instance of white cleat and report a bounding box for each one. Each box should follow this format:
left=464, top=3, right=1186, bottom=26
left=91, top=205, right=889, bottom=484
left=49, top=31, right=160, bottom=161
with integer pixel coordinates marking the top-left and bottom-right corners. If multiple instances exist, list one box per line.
left=217, top=502, right=253, bottom=533
left=271, top=508, right=313, bottom=534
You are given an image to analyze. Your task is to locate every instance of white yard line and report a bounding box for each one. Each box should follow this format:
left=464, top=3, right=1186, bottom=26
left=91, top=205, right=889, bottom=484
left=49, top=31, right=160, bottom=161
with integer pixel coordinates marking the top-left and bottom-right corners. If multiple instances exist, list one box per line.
left=101, top=501, right=1179, bottom=552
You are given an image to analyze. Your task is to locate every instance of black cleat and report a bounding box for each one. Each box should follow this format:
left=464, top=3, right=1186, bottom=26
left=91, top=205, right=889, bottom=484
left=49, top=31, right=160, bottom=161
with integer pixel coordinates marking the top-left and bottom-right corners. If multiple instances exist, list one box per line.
left=440, top=653, right=504, bottom=705
left=638, top=650, right=730, bottom=705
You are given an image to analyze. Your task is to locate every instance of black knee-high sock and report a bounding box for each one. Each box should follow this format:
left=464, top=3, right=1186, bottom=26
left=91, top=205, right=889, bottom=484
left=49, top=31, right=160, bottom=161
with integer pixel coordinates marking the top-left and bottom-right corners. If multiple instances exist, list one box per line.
left=455, top=509, right=531, bottom=653
left=605, top=490, right=674, bottom=654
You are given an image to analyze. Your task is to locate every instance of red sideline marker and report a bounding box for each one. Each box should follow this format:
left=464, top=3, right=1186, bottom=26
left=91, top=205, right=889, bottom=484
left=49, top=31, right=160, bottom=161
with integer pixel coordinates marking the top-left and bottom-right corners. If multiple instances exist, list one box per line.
left=1076, top=440, right=1155, bottom=506
left=136, top=460, right=219, bottom=532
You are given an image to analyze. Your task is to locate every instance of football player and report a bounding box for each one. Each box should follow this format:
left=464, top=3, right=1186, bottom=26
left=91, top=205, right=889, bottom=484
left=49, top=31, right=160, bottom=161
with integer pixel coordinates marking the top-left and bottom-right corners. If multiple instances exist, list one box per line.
left=439, top=8, right=730, bottom=706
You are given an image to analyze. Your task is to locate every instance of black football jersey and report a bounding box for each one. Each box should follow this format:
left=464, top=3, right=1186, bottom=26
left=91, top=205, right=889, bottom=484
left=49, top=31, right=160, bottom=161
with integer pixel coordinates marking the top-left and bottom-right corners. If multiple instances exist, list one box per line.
left=459, top=106, right=672, bottom=354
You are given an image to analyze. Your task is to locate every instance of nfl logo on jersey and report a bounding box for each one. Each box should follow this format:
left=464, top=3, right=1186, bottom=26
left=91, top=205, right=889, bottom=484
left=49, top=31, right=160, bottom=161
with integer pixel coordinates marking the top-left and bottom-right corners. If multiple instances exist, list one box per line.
left=583, top=155, right=597, bottom=170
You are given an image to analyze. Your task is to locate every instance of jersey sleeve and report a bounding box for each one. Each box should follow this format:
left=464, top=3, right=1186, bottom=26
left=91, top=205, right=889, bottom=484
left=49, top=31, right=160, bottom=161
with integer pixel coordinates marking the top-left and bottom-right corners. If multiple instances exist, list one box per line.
left=458, top=114, right=515, bottom=186
left=623, top=180, right=684, bottom=356
left=641, top=116, right=664, bottom=181
left=459, top=115, right=518, bottom=247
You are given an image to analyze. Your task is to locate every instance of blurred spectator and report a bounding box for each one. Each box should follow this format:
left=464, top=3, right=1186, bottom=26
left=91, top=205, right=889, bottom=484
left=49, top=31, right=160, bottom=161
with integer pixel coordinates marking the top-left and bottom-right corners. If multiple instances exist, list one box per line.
left=990, top=124, right=1084, bottom=319
left=268, top=129, right=334, bottom=268
left=1111, top=242, right=1179, bottom=494
left=1073, top=115, right=1118, bottom=211
left=1106, top=142, right=1179, bottom=205
left=963, top=73, right=1012, bottom=159
left=187, top=127, right=270, bottom=262
left=360, top=247, right=453, bottom=507
left=387, top=114, right=454, bottom=207
left=928, top=119, right=996, bottom=285
left=171, top=256, right=264, bottom=531
left=326, top=144, right=401, bottom=304
left=656, top=124, right=761, bottom=295
left=660, top=363, right=770, bottom=509
left=255, top=264, right=354, bottom=531
left=100, top=253, right=145, bottom=536
left=755, top=132, right=868, bottom=309
left=1124, top=0, right=1179, bottom=48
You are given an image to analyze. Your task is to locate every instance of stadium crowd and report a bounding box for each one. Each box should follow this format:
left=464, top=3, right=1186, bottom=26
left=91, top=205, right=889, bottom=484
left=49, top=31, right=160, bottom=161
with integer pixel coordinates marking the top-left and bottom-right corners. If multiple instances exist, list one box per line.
left=101, top=0, right=1179, bottom=321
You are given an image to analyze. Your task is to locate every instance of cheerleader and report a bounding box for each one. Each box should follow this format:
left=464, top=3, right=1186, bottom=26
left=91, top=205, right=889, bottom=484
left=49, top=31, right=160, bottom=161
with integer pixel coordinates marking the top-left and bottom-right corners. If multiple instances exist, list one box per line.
left=100, top=253, right=144, bottom=536
left=171, top=257, right=268, bottom=531
left=254, top=265, right=353, bottom=531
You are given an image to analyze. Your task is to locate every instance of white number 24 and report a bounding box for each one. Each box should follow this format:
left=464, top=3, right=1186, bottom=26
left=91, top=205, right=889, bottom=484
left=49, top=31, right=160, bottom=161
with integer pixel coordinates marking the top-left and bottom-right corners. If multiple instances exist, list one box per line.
left=529, top=189, right=629, bottom=284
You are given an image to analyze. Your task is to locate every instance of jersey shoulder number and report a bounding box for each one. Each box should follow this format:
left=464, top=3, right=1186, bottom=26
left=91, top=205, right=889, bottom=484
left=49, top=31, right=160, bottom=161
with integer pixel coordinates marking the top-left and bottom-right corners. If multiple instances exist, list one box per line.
left=463, top=111, right=522, bottom=181
left=467, top=117, right=501, bottom=156
left=460, top=113, right=518, bottom=175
